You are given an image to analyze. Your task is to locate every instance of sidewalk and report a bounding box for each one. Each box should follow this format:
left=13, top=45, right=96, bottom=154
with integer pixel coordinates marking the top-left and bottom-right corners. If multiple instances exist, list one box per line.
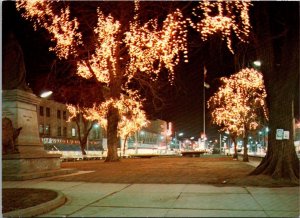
left=3, top=172, right=299, bottom=217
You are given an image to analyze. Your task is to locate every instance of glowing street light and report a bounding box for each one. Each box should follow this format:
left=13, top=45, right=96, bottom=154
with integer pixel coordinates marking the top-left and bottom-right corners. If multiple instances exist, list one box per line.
left=40, top=90, right=53, bottom=98
left=175, top=132, right=184, bottom=151
left=93, top=123, right=99, bottom=128
left=253, top=60, right=261, bottom=67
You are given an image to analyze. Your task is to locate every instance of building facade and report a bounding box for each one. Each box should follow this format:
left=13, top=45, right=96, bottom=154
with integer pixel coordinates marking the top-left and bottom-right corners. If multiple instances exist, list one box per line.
left=38, top=98, right=169, bottom=152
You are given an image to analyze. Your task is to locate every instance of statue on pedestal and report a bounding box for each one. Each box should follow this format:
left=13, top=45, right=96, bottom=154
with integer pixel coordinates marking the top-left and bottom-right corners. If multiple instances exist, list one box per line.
left=2, top=117, right=22, bottom=154
left=3, top=32, right=31, bottom=91
left=2, top=32, right=72, bottom=180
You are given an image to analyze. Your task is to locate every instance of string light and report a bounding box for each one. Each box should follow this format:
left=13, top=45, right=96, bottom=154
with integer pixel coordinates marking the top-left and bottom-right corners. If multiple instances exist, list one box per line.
left=124, top=5, right=188, bottom=83
left=66, top=91, right=149, bottom=138
left=82, top=92, right=149, bottom=138
left=189, top=0, right=252, bottom=53
left=76, top=8, right=121, bottom=83
left=16, top=0, right=82, bottom=59
left=208, top=68, right=268, bottom=137
left=17, top=0, right=254, bottom=141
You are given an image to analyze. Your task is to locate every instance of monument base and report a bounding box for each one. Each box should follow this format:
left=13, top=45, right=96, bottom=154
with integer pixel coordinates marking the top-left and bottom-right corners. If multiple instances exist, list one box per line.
left=2, top=152, right=77, bottom=181
left=2, top=89, right=77, bottom=180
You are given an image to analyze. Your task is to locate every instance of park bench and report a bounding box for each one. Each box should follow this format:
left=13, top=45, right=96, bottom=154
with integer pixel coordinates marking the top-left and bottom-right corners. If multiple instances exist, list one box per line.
left=129, top=154, right=159, bottom=158
left=181, top=151, right=205, bottom=157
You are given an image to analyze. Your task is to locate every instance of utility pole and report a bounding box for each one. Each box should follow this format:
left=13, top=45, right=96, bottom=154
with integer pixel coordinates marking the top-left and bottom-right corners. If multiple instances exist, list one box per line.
left=203, top=66, right=210, bottom=149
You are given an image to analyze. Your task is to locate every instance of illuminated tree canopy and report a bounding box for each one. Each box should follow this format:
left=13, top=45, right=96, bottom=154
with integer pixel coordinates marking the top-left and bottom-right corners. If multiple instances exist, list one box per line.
left=83, top=93, right=150, bottom=139
left=189, top=0, right=251, bottom=53
left=208, top=68, right=268, bottom=159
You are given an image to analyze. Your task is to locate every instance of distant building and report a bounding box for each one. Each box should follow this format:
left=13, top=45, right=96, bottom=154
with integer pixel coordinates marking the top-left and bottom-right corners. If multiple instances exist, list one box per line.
left=126, top=120, right=170, bottom=150
left=37, top=98, right=168, bottom=152
left=294, top=119, right=300, bottom=154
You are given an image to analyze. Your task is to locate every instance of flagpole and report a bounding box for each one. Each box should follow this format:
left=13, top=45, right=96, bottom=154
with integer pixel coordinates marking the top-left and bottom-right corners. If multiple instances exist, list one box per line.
left=203, top=66, right=206, bottom=150
left=203, top=66, right=210, bottom=150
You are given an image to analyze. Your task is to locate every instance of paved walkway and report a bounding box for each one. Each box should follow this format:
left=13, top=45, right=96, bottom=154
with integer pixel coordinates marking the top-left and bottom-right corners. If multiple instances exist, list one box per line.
left=3, top=172, right=299, bottom=217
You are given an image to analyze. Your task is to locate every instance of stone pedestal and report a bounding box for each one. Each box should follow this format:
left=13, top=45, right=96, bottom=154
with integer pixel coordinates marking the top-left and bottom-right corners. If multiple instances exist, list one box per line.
left=2, top=89, right=75, bottom=180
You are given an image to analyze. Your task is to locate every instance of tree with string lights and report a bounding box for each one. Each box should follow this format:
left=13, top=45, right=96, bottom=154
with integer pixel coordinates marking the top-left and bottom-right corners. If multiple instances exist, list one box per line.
left=50, top=69, right=105, bottom=155
left=82, top=93, right=150, bottom=156
left=16, top=0, right=251, bottom=162
left=66, top=104, right=98, bottom=155
left=208, top=68, right=268, bottom=161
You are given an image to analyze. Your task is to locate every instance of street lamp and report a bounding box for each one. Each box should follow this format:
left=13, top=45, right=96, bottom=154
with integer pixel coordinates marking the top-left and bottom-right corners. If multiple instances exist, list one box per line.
left=140, top=131, right=145, bottom=147
left=40, top=90, right=53, bottom=98
left=203, top=66, right=210, bottom=150
left=253, top=60, right=262, bottom=67
left=264, top=126, right=269, bottom=151
left=258, top=131, right=263, bottom=148
left=176, top=132, right=184, bottom=151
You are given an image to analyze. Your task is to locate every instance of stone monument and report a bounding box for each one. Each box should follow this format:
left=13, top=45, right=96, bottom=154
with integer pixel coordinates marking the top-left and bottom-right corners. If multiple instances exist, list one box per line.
left=2, top=32, right=75, bottom=180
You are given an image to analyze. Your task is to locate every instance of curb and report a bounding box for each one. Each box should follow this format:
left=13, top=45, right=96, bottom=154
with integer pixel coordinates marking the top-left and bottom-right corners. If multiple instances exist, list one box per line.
left=3, top=189, right=66, bottom=217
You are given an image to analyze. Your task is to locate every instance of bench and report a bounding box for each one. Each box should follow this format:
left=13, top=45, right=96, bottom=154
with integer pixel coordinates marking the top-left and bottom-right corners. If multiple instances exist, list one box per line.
left=129, top=154, right=159, bottom=158
left=181, top=151, right=205, bottom=157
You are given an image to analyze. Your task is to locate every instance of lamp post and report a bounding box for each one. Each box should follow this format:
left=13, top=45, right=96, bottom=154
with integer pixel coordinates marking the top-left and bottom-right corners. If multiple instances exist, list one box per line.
left=178, top=132, right=183, bottom=151
left=253, top=60, right=262, bottom=67
left=40, top=90, right=53, bottom=98
left=264, top=127, right=269, bottom=152
left=203, top=66, right=210, bottom=150
left=140, top=130, right=145, bottom=144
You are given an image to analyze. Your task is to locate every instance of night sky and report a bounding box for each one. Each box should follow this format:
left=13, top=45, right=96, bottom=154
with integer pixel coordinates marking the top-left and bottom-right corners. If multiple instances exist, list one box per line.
left=2, top=1, right=299, bottom=141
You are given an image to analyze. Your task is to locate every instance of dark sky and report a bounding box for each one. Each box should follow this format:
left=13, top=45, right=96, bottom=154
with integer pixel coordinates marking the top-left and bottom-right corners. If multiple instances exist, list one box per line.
left=2, top=1, right=299, bottom=141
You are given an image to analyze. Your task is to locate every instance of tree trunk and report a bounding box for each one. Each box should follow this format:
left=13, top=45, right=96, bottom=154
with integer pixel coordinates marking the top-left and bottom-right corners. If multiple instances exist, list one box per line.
left=231, top=136, right=238, bottom=159
left=80, top=140, right=87, bottom=155
left=243, top=132, right=249, bottom=162
left=242, top=138, right=249, bottom=162
left=123, top=134, right=129, bottom=157
left=250, top=81, right=299, bottom=183
left=75, top=117, right=86, bottom=155
left=105, top=105, right=120, bottom=162
left=250, top=2, right=299, bottom=183
left=75, top=114, right=94, bottom=155
left=250, top=97, right=299, bottom=182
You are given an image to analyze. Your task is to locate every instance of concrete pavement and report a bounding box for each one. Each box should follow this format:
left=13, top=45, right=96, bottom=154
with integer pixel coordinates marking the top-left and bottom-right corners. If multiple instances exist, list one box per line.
left=3, top=172, right=299, bottom=217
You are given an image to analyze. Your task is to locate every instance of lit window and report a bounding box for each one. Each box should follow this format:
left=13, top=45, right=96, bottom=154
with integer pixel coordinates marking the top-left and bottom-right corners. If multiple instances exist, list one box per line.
left=71, top=128, right=76, bottom=137
left=45, top=124, right=50, bottom=136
